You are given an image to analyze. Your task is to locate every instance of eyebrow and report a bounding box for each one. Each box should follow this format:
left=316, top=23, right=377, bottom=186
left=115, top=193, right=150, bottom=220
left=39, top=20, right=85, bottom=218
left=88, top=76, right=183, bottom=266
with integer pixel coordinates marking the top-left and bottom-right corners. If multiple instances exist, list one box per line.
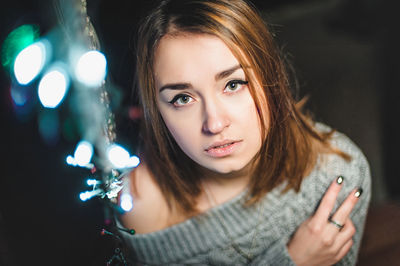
left=215, top=64, right=242, bottom=81
left=158, top=64, right=242, bottom=93
left=159, top=83, right=191, bottom=92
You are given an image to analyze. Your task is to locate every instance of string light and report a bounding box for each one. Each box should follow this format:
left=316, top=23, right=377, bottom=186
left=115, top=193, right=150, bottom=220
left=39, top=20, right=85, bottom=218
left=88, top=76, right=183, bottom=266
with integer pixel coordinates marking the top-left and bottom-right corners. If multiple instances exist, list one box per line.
left=86, top=179, right=101, bottom=186
left=66, top=141, right=96, bottom=169
left=73, top=140, right=93, bottom=167
left=2, top=2, right=139, bottom=261
left=127, top=155, right=140, bottom=168
left=79, top=189, right=102, bottom=201
left=1, top=24, right=40, bottom=71
left=107, top=144, right=130, bottom=169
left=66, top=155, right=77, bottom=166
left=120, top=193, right=133, bottom=212
left=75, top=50, right=107, bottom=87
left=38, top=66, right=69, bottom=108
left=14, top=41, right=48, bottom=85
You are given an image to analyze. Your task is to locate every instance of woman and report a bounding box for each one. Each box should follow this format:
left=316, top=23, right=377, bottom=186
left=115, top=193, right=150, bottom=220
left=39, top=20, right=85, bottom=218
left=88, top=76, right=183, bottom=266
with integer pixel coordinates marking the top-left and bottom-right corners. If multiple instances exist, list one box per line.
left=117, top=0, right=371, bottom=265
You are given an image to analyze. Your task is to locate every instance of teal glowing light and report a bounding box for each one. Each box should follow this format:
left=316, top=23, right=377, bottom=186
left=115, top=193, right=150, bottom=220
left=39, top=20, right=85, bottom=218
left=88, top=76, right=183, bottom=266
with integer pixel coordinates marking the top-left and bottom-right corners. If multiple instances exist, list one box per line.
left=10, top=85, right=29, bottom=106
left=75, top=50, right=107, bottom=87
left=38, top=67, right=69, bottom=108
left=120, top=193, right=133, bottom=212
left=86, top=179, right=101, bottom=186
left=1, top=24, right=40, bottom=71
left=38, top=110, right=59, bottom=145
left=79, top=189, right=102, bottom=201
left=13, top=41, right=47, bottom=85
left=74, top=141, right=93, bottom=167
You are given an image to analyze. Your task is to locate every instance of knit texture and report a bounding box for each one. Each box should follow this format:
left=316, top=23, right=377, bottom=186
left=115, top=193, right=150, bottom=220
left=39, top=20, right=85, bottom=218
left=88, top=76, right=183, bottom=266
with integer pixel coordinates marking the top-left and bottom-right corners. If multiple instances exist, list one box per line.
left=119, top=125, right=372, bottom=265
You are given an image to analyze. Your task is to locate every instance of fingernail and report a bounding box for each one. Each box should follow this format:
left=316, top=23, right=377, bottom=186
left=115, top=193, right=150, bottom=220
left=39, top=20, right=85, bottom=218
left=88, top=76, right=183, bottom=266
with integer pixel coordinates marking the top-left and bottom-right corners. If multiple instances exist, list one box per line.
left=354, top=188, right=363, bottom=198
left=336, top=176, right=344, bottom=185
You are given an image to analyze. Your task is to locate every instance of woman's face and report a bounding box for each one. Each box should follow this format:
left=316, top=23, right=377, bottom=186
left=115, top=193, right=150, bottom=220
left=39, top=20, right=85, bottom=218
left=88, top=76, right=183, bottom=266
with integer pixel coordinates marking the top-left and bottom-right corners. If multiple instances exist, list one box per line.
left=154, top=34, right=263, bottom=174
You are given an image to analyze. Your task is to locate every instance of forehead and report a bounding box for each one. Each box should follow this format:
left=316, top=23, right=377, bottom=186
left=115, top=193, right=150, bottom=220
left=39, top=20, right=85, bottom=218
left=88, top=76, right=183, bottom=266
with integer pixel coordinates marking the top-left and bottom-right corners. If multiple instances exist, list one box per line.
left=153, top=34, right=241, bottom=84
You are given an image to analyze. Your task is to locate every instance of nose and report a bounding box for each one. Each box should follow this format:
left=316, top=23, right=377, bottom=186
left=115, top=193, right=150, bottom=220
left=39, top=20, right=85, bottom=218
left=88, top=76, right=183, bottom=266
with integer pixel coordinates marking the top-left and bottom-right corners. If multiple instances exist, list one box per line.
left=201, top=100, right=230, bottom=134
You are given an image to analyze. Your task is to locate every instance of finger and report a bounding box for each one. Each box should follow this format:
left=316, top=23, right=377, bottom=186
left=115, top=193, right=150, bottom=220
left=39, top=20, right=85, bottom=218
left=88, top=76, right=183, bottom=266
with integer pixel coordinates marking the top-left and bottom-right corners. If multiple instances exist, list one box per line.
left=330, top=187, right=363, bottom=226
left=331, top=219, right=356, bottom=249
left=314, top=176, right=344, bottom=224
left=334, top=238, right=353, bottom=262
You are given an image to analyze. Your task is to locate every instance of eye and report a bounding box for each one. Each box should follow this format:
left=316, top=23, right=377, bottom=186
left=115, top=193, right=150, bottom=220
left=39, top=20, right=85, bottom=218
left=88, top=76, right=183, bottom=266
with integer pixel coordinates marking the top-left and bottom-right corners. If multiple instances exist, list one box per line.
left=168, top=93, right=194, bottom=107
left=224, top=80, right=248, bottom=93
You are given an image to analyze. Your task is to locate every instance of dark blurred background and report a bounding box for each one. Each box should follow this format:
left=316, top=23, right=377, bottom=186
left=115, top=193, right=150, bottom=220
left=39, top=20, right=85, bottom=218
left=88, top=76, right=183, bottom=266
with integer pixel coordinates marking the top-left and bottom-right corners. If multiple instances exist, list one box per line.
left=0, top=0, right=399, bottom=265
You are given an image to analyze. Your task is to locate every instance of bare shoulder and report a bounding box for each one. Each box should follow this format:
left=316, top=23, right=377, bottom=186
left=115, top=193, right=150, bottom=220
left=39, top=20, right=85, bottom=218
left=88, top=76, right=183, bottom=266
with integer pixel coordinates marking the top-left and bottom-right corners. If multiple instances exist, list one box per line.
left=118, top=162, right=170, bottom=234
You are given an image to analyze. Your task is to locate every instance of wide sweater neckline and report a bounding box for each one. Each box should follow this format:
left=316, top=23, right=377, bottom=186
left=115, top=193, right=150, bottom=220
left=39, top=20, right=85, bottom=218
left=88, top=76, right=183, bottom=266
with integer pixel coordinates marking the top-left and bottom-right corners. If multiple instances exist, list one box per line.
left=118, top=123, right=371, bottom=265
left=119, top=183, right=287, bottom=264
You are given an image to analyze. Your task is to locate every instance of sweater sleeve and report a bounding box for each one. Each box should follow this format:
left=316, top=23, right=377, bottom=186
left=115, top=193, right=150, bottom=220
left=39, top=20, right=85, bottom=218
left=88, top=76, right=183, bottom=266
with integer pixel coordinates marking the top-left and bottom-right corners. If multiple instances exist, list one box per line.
left=249, top=238, right=295, bottom=266
left=249, top=132, right=371, bottom=266
left=335, top=147, right=372, bottom=266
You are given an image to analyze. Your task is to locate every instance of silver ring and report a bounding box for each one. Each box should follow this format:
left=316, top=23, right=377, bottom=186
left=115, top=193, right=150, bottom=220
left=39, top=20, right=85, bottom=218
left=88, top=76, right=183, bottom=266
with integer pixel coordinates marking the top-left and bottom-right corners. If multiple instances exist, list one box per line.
left=328, top=218, right=344, bottom=231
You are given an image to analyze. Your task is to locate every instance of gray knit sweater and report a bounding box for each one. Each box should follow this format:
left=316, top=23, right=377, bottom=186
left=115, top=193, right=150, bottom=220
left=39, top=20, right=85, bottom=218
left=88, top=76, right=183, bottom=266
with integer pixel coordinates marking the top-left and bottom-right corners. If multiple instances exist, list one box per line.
left=119, top=125, right=371, bottom=265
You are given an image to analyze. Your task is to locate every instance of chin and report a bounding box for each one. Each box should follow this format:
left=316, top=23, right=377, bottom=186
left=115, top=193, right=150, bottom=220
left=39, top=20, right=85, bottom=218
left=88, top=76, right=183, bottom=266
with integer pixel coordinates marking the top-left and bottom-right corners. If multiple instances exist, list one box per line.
left=206, top=162, right=247, bottom=175
left=192, top=155, right=253, bottom=176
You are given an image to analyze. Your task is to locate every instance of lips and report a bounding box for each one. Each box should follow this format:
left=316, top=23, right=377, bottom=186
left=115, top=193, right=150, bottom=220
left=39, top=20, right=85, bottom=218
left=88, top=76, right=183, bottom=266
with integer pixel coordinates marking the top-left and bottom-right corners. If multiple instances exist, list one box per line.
left=205, top=140, right=242, bottom=157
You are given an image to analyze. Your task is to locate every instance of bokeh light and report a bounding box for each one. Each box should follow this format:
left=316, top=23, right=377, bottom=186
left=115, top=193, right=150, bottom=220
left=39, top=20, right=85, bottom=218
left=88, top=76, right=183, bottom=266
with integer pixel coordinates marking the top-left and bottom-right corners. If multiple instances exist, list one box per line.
left=10, top=84, right=29, bottom=106
left=66, top=155, right=77, bottom=166
left=75, top=50, right=107, bottom=87
left=38, top=110, right=60, bottom=145
left=14, top=41, right=47, bottom=85
left=120, top=193, right=133, bottom=212
left=8, top=81, right=36, bottom=122
left=1, top=24, right=40, bottom=71
left=38, top=66, right=69, bottom=108
left=107, top=144, right=130, bottom=169
left=74, top=140, right=93, bottom=167
left=127, top=155, right=140, bottom=168
left=79, top=189, right=102, bottom=202
left=86, top=179, right=101, bottom=186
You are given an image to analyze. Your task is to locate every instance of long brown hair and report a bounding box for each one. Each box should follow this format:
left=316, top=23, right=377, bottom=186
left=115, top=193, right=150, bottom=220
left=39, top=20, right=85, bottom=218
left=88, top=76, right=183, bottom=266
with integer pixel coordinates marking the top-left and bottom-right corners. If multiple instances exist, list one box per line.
left=134, top=0, right=349, bottom=214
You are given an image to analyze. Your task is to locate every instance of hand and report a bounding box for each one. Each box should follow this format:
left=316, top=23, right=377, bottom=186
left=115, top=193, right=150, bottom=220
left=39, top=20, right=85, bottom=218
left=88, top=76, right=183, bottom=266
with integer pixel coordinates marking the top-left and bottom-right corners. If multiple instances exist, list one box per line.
left=287, top=176, right=363, bottom=266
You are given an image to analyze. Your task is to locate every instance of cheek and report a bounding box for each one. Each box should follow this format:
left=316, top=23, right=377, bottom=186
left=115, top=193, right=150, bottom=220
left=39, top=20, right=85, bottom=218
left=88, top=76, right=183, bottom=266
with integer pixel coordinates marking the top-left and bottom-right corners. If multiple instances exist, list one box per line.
left=159, top=109, right=201, bottom=155
left=246, top=85, right=269, bottom=140
left=247, top=106, right=263, bottom=145
left=166, top=121, right=189, bottom=146
left=242, top=102, right=263, bottom=157
left=235, top=92, right=263, bottom=132
left=247, top=77, right=269, bottom=129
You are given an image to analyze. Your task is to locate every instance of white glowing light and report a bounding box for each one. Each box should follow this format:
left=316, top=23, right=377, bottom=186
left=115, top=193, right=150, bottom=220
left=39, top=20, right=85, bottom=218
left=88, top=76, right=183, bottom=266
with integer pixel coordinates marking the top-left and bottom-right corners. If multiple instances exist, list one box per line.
left=86, top=179, right=101, bottom=186
left=79, top=189, right=102, bottom=201
left=14, top=41, right=46, bottom=85
left=75, top=50, right=107, bottom=87
left=66, top=155, right=77, bottom=166
left=126, top=155, right=140, bottom=168
left=38, top=68, right=69, bottom=108
left=74, top=141, right=93, bottom=167
left=120, top=193, right=133, bottom=212
left=107, top=144, right=130, bottom=169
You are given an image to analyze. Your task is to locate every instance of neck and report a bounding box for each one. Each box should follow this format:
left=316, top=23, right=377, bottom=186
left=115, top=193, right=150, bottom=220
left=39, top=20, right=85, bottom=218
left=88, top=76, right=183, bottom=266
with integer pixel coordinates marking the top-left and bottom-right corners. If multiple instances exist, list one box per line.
left=200, top=159, right=252, bottom=183
left=197, top=162, right=253, bottom=208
